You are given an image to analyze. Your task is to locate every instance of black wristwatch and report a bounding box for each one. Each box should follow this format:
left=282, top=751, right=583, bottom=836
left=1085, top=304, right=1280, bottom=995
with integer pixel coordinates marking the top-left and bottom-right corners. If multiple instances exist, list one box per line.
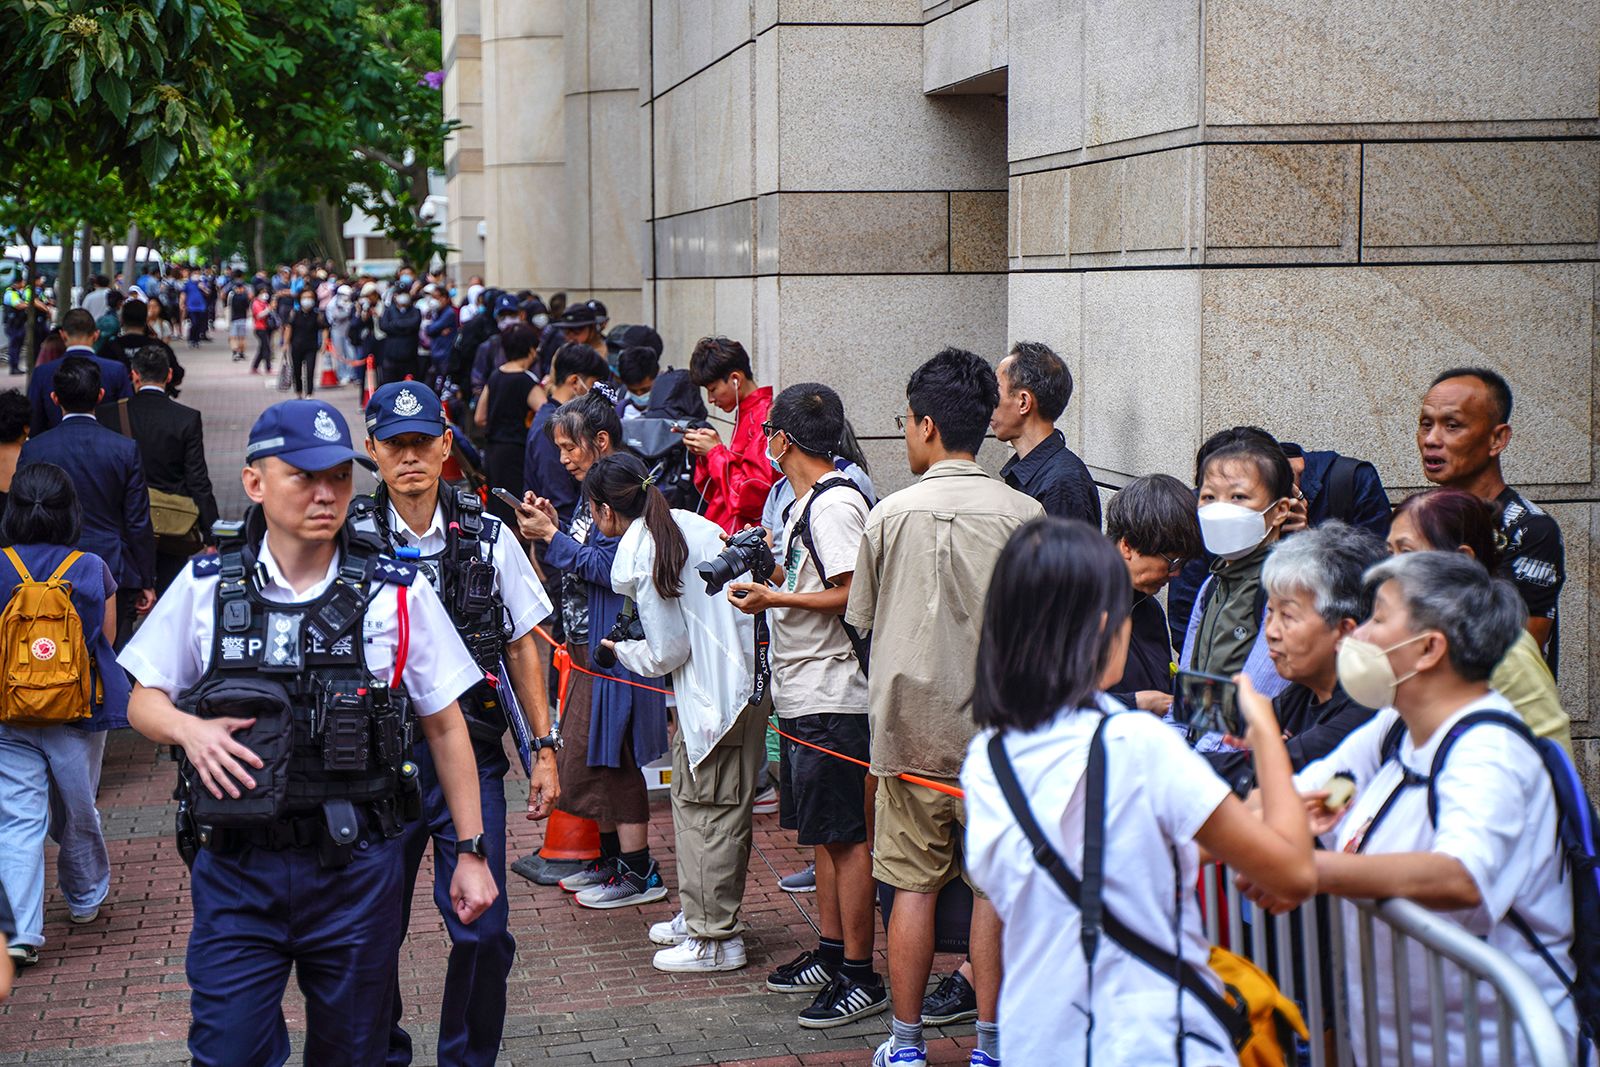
left=454, top=834, right=489, bottom=859
left=532, top=729, right=563, bottom=754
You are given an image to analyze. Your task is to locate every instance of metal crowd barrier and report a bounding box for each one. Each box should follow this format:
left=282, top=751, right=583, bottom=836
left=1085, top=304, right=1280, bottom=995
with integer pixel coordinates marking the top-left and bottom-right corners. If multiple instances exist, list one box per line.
left=1199, top=864, right=1571, bottom=1067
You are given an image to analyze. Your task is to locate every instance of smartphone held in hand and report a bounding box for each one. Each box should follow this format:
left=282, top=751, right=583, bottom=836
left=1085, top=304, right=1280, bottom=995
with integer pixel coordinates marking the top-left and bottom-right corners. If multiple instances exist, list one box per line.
left=1173, top=669, right=1245, bottom=738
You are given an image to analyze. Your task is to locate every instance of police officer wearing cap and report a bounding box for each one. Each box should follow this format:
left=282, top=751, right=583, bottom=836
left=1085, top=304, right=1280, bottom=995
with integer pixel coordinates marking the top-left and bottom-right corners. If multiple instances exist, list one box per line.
left=118, top=399, right=498, bottom=1067
left=347, top=382, right=560, bottom=1067
left=554, top=299, right=613, bottom=368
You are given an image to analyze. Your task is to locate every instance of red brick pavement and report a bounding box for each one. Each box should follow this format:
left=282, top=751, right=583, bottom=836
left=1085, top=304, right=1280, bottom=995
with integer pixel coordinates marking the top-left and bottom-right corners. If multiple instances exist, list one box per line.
left=0, top=337, right=974, bottom=1063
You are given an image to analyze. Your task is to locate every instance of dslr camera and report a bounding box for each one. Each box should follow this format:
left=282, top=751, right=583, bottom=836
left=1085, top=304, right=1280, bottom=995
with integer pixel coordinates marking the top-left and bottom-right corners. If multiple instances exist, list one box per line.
left=592, top=610, right=647, bottom=669
left=696, top=528, right=776, bottom=595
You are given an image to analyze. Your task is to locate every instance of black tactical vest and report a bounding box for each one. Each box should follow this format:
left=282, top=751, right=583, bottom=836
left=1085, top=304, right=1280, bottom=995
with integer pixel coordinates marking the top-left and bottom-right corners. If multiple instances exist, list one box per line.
left=347, top=484, right=511, bottom=741
left=181, top=509, right=419, bottom=820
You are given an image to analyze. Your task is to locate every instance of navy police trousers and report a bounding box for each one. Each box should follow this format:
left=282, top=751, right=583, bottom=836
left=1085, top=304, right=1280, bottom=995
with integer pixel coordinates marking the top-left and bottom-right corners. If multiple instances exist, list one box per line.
left=187, top=833, right=406, bottom=1067
left=387, top=738, right=513, bottom=1067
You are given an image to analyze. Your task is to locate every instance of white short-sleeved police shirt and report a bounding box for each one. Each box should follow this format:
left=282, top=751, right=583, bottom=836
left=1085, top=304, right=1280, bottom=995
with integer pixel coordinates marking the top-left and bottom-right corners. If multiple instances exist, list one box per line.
left=119, top=536, right=482, bottom=716
left=962, top=699, right=1237, bottom=1066
left=1294, top=693, right=1578, bottom=1066
left=385, top=501, right=552, bottom=640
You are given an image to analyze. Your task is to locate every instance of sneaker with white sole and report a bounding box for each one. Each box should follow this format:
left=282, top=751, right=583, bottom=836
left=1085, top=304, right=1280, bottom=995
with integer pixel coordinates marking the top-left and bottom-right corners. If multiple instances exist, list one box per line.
left=797, top=972, right=888, bottom=1029
left=871, top=1040, right=927, bottom=1067
left=765, top=948, right=836, bottom=993
left=7, top=944, right=38, bottom=968
left=752, top=784, right=779, bottom=814
left=574, top=858, right=669, bottom=910
left=69, top=905, right=100, bottom=925
left=651, top=934, right=748, bottom=973
left=558, top=856, right=616, bottom=892
left=649, top=911, right=688, bottom=946
left=779, top=864, right=816, bottom=893
left=968, top=1052, right=1000, bottom=1066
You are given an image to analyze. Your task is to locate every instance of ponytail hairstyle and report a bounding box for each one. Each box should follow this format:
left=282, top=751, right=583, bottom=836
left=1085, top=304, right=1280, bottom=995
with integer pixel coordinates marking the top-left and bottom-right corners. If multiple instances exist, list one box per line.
left=2, top=462, right=82, bottom=547
left=583, top=453, right=688, bottom=598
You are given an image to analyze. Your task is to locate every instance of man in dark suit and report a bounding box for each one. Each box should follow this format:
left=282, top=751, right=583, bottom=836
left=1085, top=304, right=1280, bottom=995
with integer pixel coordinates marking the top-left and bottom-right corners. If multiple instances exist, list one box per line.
left=20, top=356, right=155, bottom=645
left=27, top=308, right=133, bottom=433
left=96, top=345, right=218, bottom=593
left=99, top=298, right=185, bottom=396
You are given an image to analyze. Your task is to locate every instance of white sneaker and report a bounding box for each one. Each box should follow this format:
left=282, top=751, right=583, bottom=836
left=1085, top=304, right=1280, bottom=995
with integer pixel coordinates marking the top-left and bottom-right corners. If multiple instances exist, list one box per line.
left=651, top=934, right=748, bottom=973
left=649, top=911, right=688, bottom=946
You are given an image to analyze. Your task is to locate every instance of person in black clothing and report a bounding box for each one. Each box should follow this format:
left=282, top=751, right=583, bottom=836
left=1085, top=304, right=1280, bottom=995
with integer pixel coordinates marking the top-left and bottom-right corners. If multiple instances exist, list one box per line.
left=1103, top=473, right=1203, bottom=714
left=99, top=299, right=184, bottom=398
left=1418, top=366, right=1565, bottom=671
left=378, top=290, right=423, bottom=385
left=0, top=389, right=28, bottom=520
left=95, top=344, right=219, bottom=593
left=286, top=292, right=327, bottom=399
left=226, top=272, right=252, bottom=362
left=991, top=341, right=1100, bottom=526
left=1204, top=521, right=1387, bottom=795
left=476, top=323, right=545, bottom=529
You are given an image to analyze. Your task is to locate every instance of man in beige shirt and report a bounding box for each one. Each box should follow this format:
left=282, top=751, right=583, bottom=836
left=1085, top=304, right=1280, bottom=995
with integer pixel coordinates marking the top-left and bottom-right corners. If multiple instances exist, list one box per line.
left=846, top=348, right=1044, bottom=1067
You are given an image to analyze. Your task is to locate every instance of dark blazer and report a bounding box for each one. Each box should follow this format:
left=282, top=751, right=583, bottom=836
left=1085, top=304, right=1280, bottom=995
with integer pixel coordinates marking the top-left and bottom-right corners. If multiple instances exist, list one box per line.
left=18, top=416, right=156, bottom=589
left=27, top=346, right=134, bottom=433
left=377, top=305, right=422, bottom=366
left=95, top=387, right=219, bottom=544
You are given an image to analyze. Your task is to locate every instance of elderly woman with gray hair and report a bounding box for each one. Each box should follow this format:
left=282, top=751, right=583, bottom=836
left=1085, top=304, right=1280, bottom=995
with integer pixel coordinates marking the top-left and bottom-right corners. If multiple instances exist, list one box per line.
left=1206, top=521, right=1389, bottom=794
left=1248, top=551, right=1578, bottom=1066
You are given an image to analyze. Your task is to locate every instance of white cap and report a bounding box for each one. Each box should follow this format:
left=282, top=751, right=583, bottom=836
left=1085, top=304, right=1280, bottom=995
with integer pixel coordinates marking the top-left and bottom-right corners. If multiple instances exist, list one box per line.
left=361, top=282, right=380, bottom=297
left=337, top=284, right=353, bottom=296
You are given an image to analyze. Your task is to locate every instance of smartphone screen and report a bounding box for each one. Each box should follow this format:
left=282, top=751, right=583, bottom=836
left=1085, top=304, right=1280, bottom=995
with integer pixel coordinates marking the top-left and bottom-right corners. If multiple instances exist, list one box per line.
left=1173, top=669, right=1244, bottom=737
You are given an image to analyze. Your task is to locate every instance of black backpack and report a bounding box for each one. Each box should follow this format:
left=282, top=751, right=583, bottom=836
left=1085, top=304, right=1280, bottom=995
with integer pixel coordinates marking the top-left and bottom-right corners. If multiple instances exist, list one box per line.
left=781, top=476, right=874, bottom=676
left=619, top=417, right=706, bottom=511
left=1377, top=712, right=1600, bottom=1055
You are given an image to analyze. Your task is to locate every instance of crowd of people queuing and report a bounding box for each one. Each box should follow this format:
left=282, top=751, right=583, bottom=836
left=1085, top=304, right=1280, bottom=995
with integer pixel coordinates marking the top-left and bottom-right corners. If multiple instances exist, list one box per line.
left=0, top=251, right=1588, bottom=1067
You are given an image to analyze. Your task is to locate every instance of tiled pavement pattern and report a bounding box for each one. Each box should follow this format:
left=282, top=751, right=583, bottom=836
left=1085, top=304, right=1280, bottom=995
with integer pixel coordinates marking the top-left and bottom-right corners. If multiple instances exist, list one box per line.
left=0, top=337, right=977, bottom=1064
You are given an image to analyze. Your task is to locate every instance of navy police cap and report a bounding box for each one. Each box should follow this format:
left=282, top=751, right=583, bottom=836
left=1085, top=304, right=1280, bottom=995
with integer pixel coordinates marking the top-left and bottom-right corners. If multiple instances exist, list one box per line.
left=365, top=381, right=447, bottom=441
left=246, top=399, right=372, bottom=471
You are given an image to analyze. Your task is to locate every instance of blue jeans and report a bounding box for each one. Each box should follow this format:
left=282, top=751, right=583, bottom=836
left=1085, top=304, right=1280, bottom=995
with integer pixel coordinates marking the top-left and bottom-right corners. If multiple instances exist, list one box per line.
left=387, top=738, right=513, bottom=1067
left=0, top=724, right=111, bottom=946
left=187, top=833, right=407, bottom=1067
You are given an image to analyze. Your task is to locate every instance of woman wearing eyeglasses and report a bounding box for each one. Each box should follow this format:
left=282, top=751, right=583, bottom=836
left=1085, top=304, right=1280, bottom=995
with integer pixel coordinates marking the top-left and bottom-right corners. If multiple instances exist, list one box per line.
left=1103, top=474, right=1203, bottom=715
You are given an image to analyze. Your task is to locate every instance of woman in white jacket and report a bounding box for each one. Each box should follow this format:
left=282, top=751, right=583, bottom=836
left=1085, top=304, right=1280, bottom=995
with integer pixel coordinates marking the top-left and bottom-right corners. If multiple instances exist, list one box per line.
left=585, top=452, right=765, bottom=974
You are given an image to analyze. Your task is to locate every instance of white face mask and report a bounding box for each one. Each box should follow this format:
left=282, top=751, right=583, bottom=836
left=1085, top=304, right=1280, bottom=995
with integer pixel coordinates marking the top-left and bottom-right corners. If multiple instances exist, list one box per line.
left=1197, top=501, right=1274, bottom=561
left=299, top=298, right=314, bottom=310
left=395, top=295, right=411, bottom=307
left=1335, top=633, right=1430, bottom=710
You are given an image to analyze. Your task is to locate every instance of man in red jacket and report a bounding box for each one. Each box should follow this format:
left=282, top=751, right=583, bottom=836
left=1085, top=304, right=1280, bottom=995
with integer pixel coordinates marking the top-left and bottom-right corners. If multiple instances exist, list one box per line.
left=685, top=336, right=774, bottom=533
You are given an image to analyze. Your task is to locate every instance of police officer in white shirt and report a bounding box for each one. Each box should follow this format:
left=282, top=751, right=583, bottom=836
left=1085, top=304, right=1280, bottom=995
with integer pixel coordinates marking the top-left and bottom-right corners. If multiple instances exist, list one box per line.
left=1275, top=551, right=1577, bottom=1066
left=118, top=398, right=498, bottom=1067
left=350, top=381, right=559, bottom=1067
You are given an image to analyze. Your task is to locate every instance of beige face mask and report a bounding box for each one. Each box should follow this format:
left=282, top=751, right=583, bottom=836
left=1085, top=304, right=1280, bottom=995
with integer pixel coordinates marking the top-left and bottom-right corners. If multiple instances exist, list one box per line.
left=1335, top=632, right=1430, bottom=709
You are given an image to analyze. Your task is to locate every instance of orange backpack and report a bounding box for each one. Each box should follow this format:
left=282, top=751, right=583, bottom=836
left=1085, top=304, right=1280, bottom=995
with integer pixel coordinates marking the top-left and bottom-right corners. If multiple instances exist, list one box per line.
left=0, top=547, right=94, bottom=726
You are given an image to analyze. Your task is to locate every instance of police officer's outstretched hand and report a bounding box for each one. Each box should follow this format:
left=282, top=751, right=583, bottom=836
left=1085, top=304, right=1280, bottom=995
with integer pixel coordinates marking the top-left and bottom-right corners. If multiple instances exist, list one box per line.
left=179, top=716, right=265, bottom=799
left=450, top=856, right=499, bottom=925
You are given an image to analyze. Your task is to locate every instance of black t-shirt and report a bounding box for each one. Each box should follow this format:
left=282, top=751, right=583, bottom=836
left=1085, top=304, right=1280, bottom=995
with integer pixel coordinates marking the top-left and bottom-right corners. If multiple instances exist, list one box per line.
left=1496, top=485, right=1565, bottom=669
left=1205, top=682, right=1377, bottom=796
left=485, top=366, right=540, bottom=446
left=228, top=288, right=251, bottom=317
left=288, top=307, right=325, bottom=353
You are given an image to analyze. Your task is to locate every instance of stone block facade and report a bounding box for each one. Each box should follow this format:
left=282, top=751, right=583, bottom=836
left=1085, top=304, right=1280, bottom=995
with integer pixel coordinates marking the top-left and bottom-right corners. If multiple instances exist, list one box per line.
left=444, top=0, right=1600, bottom=768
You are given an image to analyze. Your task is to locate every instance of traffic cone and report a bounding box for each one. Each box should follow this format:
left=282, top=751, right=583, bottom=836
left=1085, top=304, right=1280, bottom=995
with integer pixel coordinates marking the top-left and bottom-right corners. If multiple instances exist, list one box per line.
left=511, top=646, right=602, bottom=885
left=360, top=355, right=376, bottom=406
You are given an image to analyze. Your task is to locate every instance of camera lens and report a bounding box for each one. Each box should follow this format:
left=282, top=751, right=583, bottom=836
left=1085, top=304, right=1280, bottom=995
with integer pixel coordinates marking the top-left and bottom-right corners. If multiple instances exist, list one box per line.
left=592, top=642, right=617, bottom=669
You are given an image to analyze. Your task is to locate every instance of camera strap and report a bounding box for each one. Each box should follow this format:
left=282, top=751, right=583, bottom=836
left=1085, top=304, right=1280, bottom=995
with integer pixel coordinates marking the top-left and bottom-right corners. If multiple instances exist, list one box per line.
left=748, top=611, right=771, bottom=707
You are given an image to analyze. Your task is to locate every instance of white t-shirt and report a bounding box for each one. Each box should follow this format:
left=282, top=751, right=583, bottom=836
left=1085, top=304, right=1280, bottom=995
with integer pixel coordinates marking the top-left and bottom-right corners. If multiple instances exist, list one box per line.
left=1293, top=694, right=1578, bottom=1066
left=771, top=477, right=869, bottom=719
left=119, top=537, right=482, bottom=716
left=962, top=699, right=1237, bottom=1066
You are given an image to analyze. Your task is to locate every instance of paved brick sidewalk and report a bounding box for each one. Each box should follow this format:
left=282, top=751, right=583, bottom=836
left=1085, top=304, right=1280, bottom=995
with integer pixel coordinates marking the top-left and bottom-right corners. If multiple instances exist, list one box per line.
left=0, top=337, right=978, bottom=1064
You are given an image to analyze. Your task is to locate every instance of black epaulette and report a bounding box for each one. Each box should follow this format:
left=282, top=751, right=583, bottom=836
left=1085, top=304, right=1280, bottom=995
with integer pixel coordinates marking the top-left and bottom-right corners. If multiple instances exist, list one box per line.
left=366, top=557, right=418, bottom=586
left=191, top=555, right=222, bottom=577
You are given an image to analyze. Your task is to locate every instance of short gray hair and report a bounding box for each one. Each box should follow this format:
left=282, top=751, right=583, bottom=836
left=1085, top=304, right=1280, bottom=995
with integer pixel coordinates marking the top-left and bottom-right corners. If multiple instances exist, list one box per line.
left=1362, top=551, right=1527, bottom=682
left=1262, top=522, right=1390, bottom=628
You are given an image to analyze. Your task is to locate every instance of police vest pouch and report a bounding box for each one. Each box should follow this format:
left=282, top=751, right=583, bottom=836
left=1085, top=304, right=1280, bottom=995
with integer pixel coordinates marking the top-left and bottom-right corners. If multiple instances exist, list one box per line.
left=181, top=677, right=294, bottom=827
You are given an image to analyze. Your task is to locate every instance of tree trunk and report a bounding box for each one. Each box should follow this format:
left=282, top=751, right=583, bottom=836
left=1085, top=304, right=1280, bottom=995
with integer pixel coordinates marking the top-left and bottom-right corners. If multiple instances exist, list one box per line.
left=252, top=194, right=268, bottom=270
left=102, top=236, right=115, bottom=285
left=56, top=230, right=74, bottom=324
left=77, top=224, right=92, bottom=298
left=315, top=196, right=347, bottom=275
left=123, top=222, right=140, bottom=279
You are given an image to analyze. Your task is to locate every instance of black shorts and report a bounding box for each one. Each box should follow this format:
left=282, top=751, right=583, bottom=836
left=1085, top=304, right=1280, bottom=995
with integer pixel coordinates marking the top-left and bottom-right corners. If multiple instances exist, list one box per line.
left=778, top=713, right=870, bottom=846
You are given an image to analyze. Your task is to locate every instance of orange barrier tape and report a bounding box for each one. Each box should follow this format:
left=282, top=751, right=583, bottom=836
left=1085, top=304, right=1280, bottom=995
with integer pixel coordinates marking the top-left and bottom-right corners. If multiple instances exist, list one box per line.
left=532, top=625, right=965, bottom=800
